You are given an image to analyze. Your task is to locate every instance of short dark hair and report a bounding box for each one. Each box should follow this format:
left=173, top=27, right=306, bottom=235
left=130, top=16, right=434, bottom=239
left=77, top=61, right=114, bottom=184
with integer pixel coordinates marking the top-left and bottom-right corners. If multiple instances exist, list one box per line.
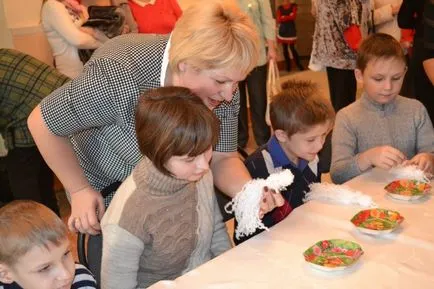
left=135, top=87, right=220, bottom=176
left=270, top=80, right=335, bottom=137
left=357, top=33, right=406, bottom=72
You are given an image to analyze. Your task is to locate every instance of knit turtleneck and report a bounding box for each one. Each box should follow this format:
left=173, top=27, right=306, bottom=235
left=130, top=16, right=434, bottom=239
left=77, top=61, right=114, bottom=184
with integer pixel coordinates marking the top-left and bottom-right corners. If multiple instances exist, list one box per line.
left=133, top=157, right=193, bottom=196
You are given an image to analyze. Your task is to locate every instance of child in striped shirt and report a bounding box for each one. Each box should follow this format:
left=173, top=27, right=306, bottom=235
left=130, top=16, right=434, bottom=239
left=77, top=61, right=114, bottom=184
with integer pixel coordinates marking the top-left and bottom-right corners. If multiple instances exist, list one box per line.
left=0, top=200, right=96, bottom=289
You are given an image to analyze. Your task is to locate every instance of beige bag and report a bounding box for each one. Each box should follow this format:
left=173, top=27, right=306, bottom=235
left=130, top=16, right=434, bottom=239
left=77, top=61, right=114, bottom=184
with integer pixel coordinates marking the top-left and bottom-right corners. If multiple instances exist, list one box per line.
left=265, top=60, right=282, bottom=126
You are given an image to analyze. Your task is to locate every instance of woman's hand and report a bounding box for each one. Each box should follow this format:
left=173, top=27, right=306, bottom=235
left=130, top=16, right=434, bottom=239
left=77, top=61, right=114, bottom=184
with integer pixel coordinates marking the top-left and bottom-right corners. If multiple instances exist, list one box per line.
left=67, top=187, right=106, bottom=235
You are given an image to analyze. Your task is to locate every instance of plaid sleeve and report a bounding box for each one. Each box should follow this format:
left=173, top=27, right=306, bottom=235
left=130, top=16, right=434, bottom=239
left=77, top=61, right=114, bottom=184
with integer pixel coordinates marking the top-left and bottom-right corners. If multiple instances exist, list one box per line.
left=0, top=49, right=69, bottom=149
left=213, top=88, right=240, bottom=153
left=41, top=58, right=138, bottom=136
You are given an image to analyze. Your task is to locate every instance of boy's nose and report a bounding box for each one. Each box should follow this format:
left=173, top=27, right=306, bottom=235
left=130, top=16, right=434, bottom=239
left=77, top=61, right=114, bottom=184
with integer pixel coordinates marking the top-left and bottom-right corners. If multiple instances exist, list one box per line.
left=384, top=80, right=393, bottom=90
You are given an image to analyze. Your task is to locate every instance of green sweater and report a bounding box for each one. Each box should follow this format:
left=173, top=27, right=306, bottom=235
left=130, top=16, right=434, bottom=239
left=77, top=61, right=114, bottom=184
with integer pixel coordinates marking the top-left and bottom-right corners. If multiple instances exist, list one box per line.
left=331, top=94, right=434, bottom=184
left=101, top=157, right=231, bottom=289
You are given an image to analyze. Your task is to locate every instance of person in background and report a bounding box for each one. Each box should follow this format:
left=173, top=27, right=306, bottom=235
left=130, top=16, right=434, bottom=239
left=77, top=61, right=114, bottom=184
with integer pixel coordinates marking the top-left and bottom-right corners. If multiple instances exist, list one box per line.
left=0, top=49, right=70, bottom=216
left=28, top=0, right=284, bottom=236
left=310, top=0, right=372, bottom=112
left=41, top=0, right=108, bottom=78
left=128, top=0, right=182, bottom=34
left=276, top=0, right=304, bottom=71
left=101, top=87, right=231, bottom=289
left=331, top=33, right=434, bottom=184
left=372, top=0, right=402, bottom=41
left=237, top=0, right=276, bottom=149
left=422, top=0, right=434, bottom=85
left=0, top=200, right=97, bottom=289
left=398, top=0, right=434, bottom=122
left=234, top=80, right=335, bottom=244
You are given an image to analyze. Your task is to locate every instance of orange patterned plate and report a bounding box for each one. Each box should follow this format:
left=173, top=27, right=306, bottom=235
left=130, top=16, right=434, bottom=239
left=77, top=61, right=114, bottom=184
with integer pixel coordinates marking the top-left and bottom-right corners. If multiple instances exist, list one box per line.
left=384, top=179, right=431, bottom=201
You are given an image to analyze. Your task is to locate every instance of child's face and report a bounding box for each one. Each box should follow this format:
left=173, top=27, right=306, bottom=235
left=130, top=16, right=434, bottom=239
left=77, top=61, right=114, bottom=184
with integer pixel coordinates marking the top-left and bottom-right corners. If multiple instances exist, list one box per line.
left=2, top=239, right=75, bottom=289
left=355, top=57, right=407, bottom=104
left=276, top=121, right=331, bottom=164
left=165, top=146, right=213, bottom=182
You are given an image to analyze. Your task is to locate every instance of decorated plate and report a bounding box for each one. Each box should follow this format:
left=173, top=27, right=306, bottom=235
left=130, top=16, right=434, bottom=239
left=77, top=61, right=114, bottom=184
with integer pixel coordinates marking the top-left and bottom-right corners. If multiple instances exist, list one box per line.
left=351, top=208, right=404, bottom=235
left=384, top=179, right=431, bottom=201
left=303, top=239, right=364, bottom=272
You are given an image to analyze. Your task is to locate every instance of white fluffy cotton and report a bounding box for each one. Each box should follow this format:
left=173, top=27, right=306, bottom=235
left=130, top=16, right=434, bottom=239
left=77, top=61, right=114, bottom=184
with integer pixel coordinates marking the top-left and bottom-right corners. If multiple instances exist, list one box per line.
left=389, top=165, right=430, bottom=183
left=225, top=169, right=294, bottom=239
left=304, top=183, right=377, bottom=208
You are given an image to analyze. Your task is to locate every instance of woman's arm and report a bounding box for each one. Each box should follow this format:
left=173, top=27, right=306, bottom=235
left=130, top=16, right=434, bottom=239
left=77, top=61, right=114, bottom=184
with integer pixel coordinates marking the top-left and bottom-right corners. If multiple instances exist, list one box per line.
left=28, top=105, right=105, bottom=235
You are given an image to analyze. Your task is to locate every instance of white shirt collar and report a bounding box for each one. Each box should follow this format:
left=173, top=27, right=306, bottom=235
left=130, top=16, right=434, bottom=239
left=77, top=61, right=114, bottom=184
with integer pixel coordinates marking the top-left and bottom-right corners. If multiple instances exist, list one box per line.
left=160, top=35, right=171, bottom=86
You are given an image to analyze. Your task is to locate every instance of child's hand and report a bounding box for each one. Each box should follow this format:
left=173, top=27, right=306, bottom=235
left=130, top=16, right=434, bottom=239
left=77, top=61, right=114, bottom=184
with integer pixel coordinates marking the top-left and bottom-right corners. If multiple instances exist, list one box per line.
left=404, top=153, right=434, bottom=174
left=359, top=145, right=406, bottom=170
left=259, top=186, right=285, bottom=218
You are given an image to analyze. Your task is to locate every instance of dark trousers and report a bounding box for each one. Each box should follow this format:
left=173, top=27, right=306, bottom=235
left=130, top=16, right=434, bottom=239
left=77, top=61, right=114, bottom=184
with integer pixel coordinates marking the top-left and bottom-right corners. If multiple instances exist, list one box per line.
left=238, top=64, right=271, bottom=147
left=326, top=67, right=357, bottom=112
left=412, top=38, right=434, bottom=123
left=0, top=147, right=59, bottom=215
left=282, top=43, right=303, bottom=71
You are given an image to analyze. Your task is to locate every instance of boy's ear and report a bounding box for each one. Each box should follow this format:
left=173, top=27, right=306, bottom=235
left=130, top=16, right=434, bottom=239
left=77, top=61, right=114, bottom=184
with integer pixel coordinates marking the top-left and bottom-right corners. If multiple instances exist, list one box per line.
left=0, top=264, right=14, bottom=284
left=274, top=129, right=289, bottom=143
left=354, top=69, right=364, bottom=84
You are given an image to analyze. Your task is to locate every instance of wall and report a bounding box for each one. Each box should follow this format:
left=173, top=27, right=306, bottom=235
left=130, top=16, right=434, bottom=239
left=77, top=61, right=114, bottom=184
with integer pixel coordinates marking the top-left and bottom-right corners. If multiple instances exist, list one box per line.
left=1, top=0, right=53, bottom=65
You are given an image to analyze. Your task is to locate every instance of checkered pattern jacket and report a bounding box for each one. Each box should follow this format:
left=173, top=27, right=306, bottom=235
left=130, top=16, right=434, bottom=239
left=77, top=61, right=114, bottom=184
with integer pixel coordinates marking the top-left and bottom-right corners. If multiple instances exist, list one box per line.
left=40, top=34, right=240, bottom=205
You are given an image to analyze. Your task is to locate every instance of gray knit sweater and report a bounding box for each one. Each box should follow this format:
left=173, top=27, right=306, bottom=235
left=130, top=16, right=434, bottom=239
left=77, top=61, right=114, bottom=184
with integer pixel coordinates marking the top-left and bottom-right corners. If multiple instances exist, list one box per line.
left=331, top=94, right=434, bottom=184
left=100, top=158, right=231, bottom=289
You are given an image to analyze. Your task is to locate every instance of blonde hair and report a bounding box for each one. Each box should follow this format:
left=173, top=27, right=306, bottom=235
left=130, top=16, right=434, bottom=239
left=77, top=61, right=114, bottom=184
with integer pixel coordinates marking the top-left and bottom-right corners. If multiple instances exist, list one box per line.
left=270, top=80, right=335, bottom=137
left=170, top=0, right=259, bottom=77
left=0, top=201, right=67, bottom=266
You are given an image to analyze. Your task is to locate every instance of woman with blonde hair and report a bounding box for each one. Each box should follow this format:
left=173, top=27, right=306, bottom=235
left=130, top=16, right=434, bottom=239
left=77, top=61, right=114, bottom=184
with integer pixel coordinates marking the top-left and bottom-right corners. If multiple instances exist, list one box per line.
left=29, top=0, right=284, bottom=236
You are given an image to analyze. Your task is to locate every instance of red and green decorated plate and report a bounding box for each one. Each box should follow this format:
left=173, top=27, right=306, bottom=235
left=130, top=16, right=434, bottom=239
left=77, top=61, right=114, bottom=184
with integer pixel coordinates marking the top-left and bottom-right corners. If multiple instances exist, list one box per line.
left=303, top=239, right=364, bottom=272
left=384, top=179, right=431, bottom=201
left=351, top=208, right=404, bottom=235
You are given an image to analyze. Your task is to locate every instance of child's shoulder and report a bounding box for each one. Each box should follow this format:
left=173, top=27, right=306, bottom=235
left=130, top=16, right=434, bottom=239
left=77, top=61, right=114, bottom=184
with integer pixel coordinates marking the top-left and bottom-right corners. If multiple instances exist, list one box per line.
left=71, top=263, right=97, bottom=289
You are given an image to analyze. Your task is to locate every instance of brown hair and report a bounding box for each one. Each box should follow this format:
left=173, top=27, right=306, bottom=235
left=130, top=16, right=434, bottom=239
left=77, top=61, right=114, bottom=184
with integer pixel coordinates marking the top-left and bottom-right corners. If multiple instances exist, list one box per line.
left=357, top=33, right=406, bottom=72
left=135, top=87, right=220, bottom=176
left=170, top=0, right=259, bottom=77
left=270, top=80, right=335, bottom=137
left=0, top=200, right=67, bottom=266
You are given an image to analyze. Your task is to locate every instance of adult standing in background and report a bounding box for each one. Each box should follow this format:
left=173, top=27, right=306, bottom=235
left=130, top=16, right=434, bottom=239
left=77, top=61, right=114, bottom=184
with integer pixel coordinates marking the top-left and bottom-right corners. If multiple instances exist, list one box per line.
left=0, top=49, right=70, bottom=215
left=41, top=0, right=108, bottom=78
left=399, top=0, right=434, bottom=122
left=310, top=0, right=372, bottom=112
left=237, top=0, right=276, bottom=148
left=28, top=0, right=284, bottom=235
left=372, top=0, right=402, bottom=41
left=128, top=0, right=182, bottom=34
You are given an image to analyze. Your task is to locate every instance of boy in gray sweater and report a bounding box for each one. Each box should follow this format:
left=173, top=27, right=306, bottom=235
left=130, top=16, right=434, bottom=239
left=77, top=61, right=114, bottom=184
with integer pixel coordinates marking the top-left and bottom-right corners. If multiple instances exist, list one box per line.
left=331, top=33, right=434, bottom=184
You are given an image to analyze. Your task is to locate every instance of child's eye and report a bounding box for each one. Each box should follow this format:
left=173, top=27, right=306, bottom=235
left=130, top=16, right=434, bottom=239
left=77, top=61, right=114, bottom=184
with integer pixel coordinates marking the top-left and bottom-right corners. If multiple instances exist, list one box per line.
left=307, top=139, right=315, bottom=143
left=392, top=76, right=402, bottom=81
left=185, top=157, right=195, bottom=163
left=64, top=250, right=71, bottom=257
left=373, top=78, right=383, bottom=82
left=38, top=265, right=50, bottom=273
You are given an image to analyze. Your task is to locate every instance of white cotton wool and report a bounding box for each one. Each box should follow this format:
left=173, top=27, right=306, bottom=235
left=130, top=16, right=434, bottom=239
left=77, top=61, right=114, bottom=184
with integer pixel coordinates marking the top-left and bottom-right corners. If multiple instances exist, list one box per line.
left=225, top=170, right=294, bottom=239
